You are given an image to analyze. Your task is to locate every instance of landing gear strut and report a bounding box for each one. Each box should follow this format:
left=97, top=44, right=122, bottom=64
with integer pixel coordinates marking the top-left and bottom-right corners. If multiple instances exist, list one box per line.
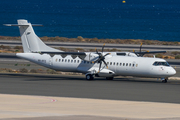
left=162, top=77, right=168, bottom=83
left=86, top=74, right=94, bottom=80
left=162, top=79, right=167, bottom=83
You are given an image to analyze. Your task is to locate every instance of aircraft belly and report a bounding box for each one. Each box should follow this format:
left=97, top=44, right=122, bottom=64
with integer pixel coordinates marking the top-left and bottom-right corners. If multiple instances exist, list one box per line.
left=55, top=66, right=77, bottom=72
left=77, top=65, right=93, bottom=73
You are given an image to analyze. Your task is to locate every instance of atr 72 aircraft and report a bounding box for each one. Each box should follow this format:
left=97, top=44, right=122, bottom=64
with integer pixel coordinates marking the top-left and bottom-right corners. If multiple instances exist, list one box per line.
left=4, top=19, right=176, bottom=83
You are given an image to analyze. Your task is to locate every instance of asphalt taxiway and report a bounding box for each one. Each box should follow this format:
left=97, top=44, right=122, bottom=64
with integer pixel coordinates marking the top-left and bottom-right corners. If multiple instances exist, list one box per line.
left=1, top=74, right=180, bottom=120
left=1, top=73, right=180, bottom=103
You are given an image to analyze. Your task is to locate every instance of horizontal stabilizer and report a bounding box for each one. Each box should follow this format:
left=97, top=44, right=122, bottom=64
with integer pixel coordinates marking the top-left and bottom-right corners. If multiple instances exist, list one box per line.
left=3, top=24, right=43, bottom=26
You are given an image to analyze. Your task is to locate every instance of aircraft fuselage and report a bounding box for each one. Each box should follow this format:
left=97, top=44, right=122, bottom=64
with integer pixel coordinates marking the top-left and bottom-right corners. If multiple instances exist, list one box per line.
left=17, top=53, right=176, bottom=78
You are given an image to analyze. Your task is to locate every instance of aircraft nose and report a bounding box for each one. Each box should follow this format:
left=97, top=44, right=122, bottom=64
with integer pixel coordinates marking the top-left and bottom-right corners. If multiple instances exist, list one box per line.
left=170, top=67, right=176, bottom=76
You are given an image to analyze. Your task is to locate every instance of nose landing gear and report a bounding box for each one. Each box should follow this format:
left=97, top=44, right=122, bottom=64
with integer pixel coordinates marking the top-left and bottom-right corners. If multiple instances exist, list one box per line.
left=161, top=77, right=168, bottom=83
left=162, top=79, right=167, bottom=83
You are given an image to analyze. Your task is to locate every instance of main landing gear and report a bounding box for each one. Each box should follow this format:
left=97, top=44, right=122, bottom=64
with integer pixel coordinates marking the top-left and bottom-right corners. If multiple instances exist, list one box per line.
left=85, top=74, right=114, bottom=80
left=86, top=74, right=94, bottom=80
left=106, top=77, right=114, bottom=80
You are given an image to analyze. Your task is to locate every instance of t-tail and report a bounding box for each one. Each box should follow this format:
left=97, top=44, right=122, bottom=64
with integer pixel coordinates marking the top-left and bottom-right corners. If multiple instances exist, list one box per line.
left=4, top=19, right=61, bottom=53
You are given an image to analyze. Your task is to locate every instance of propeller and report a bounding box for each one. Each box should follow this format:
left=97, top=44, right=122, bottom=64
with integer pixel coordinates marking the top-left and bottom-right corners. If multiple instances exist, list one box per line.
left=92, top=44, right=110, bottom=72
left=133, top=43, right=166, bottom=57
left=133, top=43, right=143, bottom=57
left=140, top=43, right=142, bottom=53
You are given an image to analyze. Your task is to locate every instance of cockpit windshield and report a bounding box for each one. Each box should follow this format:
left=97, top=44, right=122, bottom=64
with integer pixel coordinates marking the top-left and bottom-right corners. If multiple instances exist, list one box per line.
left=153, top=61, right=170, bottom=66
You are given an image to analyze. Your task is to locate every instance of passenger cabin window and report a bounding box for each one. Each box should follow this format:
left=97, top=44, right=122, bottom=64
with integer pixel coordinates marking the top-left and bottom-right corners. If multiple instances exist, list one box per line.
left=123, top=63, right=125, bottom=66
left=120, top=63, right=122, bottom=66
left=126, top=63, right=128, bottom=66
left=110, top=62, right=112, bottom=65
left=59, top=59, right=61, bottom=62
left=153, top=61, right=170, bottom=66
left=117, top=63, right=119, bottom=66
left=129, top=63, right=131, bottom=66
left=113, top=62, right=115, bottom=65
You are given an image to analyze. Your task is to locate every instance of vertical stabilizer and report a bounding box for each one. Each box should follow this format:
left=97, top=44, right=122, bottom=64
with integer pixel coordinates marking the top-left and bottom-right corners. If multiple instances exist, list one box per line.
left=4, top=19, right=61, bottom=53
left=18, top=20, right=33, bottom=53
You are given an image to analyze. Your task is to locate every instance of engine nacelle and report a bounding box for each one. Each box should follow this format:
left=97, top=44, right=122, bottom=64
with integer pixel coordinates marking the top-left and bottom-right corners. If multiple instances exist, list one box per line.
left=126, top=52, right=138, bottom=57
left=87, top=67, right=115, bottom=77
left=83, top=53, right=99, bottom=62
left=96, top=69, right=115, bottom=77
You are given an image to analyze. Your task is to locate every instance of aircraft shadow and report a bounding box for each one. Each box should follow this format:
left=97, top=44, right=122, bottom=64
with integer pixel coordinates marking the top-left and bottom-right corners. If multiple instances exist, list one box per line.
left=1, top=73, right=179, bottom=84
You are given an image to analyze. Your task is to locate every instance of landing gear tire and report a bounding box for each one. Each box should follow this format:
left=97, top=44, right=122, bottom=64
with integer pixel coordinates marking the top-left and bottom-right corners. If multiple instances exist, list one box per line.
left=162, top=79, right=167, bottom=83
left=86, top=74, right=94, bottom=80
left=106, top=77, right=114, bottom=80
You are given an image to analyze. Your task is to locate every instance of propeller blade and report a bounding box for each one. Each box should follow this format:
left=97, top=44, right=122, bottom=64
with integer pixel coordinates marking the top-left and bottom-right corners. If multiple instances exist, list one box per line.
left=102, top=59, right=108, bottom=68
left=104, top=53, right=110, bottom=57
left=98, top=61, right=102, bottom=72
left=93, top=58, right=100, bottom=63
left=95, top=48, right=101, bottom=55
left=140, top=43, right=143, bottom=46
left=95, top=48, right=98, bottom=54
left=102, top=43, right=105, bottom=53
left=140, top=43, right=142, bottom=53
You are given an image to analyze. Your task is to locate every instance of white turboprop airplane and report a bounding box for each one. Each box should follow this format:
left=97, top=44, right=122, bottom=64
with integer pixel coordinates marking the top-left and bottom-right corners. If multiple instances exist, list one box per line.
left=4, top=19, right=176, bottom=83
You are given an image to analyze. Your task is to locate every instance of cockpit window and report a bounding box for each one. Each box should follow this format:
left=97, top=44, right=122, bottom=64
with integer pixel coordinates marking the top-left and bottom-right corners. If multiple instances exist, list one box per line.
left=153, top=61, right=170, bottom=66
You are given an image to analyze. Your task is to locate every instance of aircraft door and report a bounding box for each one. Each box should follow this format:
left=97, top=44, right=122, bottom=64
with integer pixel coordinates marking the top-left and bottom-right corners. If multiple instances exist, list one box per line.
left=132, top=61, right=136, bottom=70
left=115, top=62, right=117, bottom=73
left=110, top=62, right=116, bottom=73
left=49, top=57, right=53, bottom=66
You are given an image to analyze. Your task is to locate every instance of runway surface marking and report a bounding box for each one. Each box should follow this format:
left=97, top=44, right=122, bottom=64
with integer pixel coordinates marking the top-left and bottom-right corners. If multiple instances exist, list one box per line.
left=1, top=94, right=180, bottom=120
